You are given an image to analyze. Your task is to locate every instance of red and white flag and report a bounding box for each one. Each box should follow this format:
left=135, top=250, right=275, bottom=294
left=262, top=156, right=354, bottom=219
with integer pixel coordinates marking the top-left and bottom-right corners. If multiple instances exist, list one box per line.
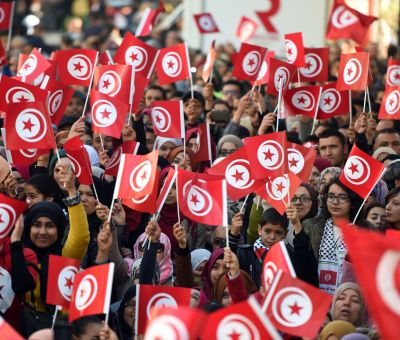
left=283, top=85, right=322, bottom=118
left=255, top=172, right=301, bottom=215
left=130, top=72, right=150, bottom=114
left=113, top=32, right=159, bottom=80
left=0, top=194, right=27, bottom=240
left=122, top=170, right=159, bottom=214
left=90, top=90, right=129, bottom=139
left=0, top=317, right=24, bottom=340
left=98, top=50, right=114, bottom=66
left=5, top=102, right=55, bottom=150
left=155, top=43, right=191, bottom=85
left=263, top=270, right=332, bottom=338
left=46, top=255, right=80, bottom=310
left=40, top=75, right=74, bottom=125
left=186, top=123, right=213, bottom=163
left=233, top=43, right=267, bottom=82
left=386, top=58, right=400, bottom=87
left=206, top=147, right=264, bottom=200
left=193, top=13, right=219, bottom=34
left=114, top=151, right=158, bottom=199
left=0, top=40, right=6, bottom=67
left=202, top=297, right=282, bottom=340
left=135, top=0, right=166, bottom=37
left=155, top=166, right=177, bottom=214
left=93, top=64, right=133, bottom=104
left=17, top=48, right=51, bottom=84
left=69, top=263, right=114, bottom=322
left=284, top=32, right=305, bottom=67
left=144, top=307, right=205, bottom=340
left=340, top=222, right=400, bottom=340
left=104, top=141, right=140, bottom=177
left=0, top=2, right=13, bottom=30
left=150, top=100, right=185, bottom=138
left=201, top=40, right=216, bottom=83
left=287, top=142, right=317, bottom=183
left=326, top=0, right=377, bottom=45
left=262, top=241, right=296, bottom=292
left=253, top=51, right=275, bottom=86
left=64, top=136, right=93, bottom=186
left=243, top=131, right=288, bottom=179
left=379, top=85, right=400, bottom=120
left=55, top=49, right=98, bottom=87
left=136, top=284, right=192, bottom=335
left=0, top=76, right=48, bottom=112
left=236, top=16, right=258, bottom=42
left=336, top=52, right=370, bottom=91
left=267, top=59, right=297, bottom=97
left=177, top=169, right=227, bottom=226
left=340, top=144, right=385, bottom=199
left=299, top=47, right=329, bottom=83
left=317, top=82, right=350, bottom=119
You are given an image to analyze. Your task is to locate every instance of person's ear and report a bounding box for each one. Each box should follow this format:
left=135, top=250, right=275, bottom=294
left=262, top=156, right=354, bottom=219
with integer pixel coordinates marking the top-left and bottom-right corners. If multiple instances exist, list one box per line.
left=258, top=224, right=262, bottom=236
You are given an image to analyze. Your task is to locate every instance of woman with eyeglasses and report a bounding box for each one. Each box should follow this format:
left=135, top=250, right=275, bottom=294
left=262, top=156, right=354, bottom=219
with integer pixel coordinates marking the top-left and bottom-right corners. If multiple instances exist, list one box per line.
left=302, top=178, right=363, bottom=295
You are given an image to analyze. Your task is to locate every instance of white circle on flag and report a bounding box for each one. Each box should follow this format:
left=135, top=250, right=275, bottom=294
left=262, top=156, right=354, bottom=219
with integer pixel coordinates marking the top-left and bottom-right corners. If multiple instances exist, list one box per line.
left=272, top=287, right=313, bottom=327
left=285, top=39, right=298, bottom=64
left=125, top=46, right=148, bottom=71
left=6, top=87, right=35, bottom=104
left=20, top=149, right=38, bottom=158
left=217, top=314, right=260, bottom=340
left=99, top=71, right=121, bottom=97
left=144, top=315, right=189, bottom=340
left=152, top=107, right=171, bottom=132
left=274, top=67, right=290, bottom=92
left=263, top=261, right=278, bottom=290
left=15, top=108, right=47, bottom=143
left=331, top=5, right=358, bottom=29
left=18, top=55, right=38, bottom=77
left=257, top=140, right=284, bottom=170
left=48, top=89, right=63, bottom=117
left=291, top=90, right=315, bottom=111
left=225, top=159, right=254, bottom=189
left=162, top=52, right=182, bottom=78
left=385, top=90, right=400, bottom=115
left=387, top=65, right=400, bottom=86
left=0, top=204, right=16, bottom=239
left=300, top=53, right=322, bottom=78
left=0, top=267, right=15, bottom=313
left=242, top=51, right=261, bottom=76
left=0, top=8, right=5, bottom=24
left=256, top=60, right=268, bottom=81
left=91, top=99, right=117, bottom=127
left=67, top=54, right=92, bottom=80
left=265, top=175, right=289, bottom=201
left=287, top=148, right=305, bottom=174
left=146, top=293, right=178, bottom=317
left=131, top=194, right=150, bottom=204
left=343, top=58, right=362, bottom=85
left=239, top=22, right=255, bottom=41
left=320, top=88, right=341, bottom=114
left=66, top=154, right=82, bottom=178
left=343, top=155, right=370, bottom=185
left=198, top=15, right=216, bottom=32
left=186, top=184, right=213, bottom=217
left=75, top=274, right=98, bottom=311
left=129, top=160, right=152, bottom=191
left=58, top=266, right=78, bottom=301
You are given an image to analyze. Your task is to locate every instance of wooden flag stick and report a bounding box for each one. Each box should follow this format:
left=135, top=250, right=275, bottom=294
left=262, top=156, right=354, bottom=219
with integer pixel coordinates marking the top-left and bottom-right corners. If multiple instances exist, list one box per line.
left=6, top=2, right=15, bottom=51
left=363, top=87, right=368, bottom=113
left=208, top=68, right=213, bottom=84
left=240, top=194, right=249, bottom=214
left=81, top=52, right=99, bottom=118
left=51, top=305, right=61, bottom=330
left=275, top=78, right=284, bottom=132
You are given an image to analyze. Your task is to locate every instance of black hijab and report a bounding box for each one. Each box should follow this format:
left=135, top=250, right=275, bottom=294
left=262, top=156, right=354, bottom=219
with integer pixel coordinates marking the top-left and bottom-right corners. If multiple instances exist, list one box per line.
left=116, top=286, right=136, bottom=340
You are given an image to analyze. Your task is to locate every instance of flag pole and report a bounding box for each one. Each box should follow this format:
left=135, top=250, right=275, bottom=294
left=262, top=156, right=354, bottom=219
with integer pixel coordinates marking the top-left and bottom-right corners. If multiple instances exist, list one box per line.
left=363, top=87, right=367, bottom=113
left=51, top=305, right=61, bottom=330
left=6, top=2, right=15, bottom=51
left=310, top=87, right=322, bottom=136
left=99, top=133, right=105, bottom=151
left=208, top=68, right=213, bottom=84
left=261, top=269, right=283, bottom=313
left=352, top=168, right=386, bottom=224
left=175, top=171, right=181, bottom=225
left=349, top=90, right=352, bottom=126
left=366, top=86, right=372, bottom=114
left=239, top=194, right=249, bottom=214
left=275, top=78, right=284, bottom=132
left=81, top=52, right=99, bottom=118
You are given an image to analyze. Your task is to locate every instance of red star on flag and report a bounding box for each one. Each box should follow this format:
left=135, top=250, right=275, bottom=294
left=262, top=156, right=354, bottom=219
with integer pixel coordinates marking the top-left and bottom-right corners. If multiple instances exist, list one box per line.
left=228, top=330, right=241, bottom=340
left=395, top=73, right=400, bottom=80
left=191, top=194, right=200, bottom=206
left=100, top=108, right=111, bottom=119
left=324, top=96, right=332, bottom=106
left=0, top=214, right=4, bottom=224
left=167, top=60, right=175, bottom=69
left=17, top=94, right=30, bottom=103
left=23, top=118, right=35, bottom=132
left=129, top=52, right=138, bottom=62
left=263, top=149, right=275, bottom=161
left=80, top=287, right=86, bottom=298
left=23, top=62, right=31, bottom=71
left=297, top=96, right=306, bottom=104
left=389, top=98, right=395, bottom=107
left=289, top=301, right=303, bottom=315
left=65, top=276, right=74, bottom=290
left=155, top=114, right=163, bottom=124
left=287, top=48, right=293, bottom=56
left=232, top=169, right=244, bottom=182
left=305, top=61, right=312, bottom=70
left=73, top=62, right=84, bottom=72
left=247, top=58, right=255, bottom=67
left=276, top=181, right=285, bottom=193
left=289, top=157, right=298, bottom=168
left=102, top=78, right=111, bottom=89
left=349, top=162, right=359, bottom=174
left=346, top=67, right=353, bottom=76
left=140, top=171, right=147, bottom=181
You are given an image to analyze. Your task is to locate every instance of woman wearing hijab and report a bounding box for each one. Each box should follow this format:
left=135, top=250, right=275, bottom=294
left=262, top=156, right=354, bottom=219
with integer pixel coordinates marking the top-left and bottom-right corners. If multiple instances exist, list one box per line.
left=112, top=286, right=136, bottom=340
left=200, top=248, right=226, bottom=299
left=11, top=166, right=89, bottom=336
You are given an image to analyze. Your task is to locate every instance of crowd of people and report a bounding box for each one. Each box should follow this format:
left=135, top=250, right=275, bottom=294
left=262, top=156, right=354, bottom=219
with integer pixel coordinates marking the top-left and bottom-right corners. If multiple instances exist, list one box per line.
left=0, top=1, right=399, bottom=339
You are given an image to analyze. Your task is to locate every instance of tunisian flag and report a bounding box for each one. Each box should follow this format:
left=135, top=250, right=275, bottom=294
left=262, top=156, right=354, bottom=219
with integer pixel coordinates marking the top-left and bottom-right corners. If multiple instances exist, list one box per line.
left=202, top=40, right=216, bottom=83
left=113, top=32, right=159, bottom=80
left=263, top=270, right=332, bottom=338
left=340, top=144, right=385, bottom=199
left=90, top=90, right=129, bottom=139
left=114, top=151, right=159, bottom=199
left=299, top=47, right=329, bottom=83
left=232, top=43, right=267, bottom=81
left=262, top=241, right=296, bottom=292
left=283, top=85, right=322, bottom=118
left=55, top=49, right=98, bottom=87
left=104, top=141, right=140, bottom=177
left=69, top=263, right=114, bottom=322
left=202, top=296, right=282, bottom=340
left=5, top=102, right=56, bottom=150
left=193, top=13, right=219, bottom=34
left=0, top=2, right=13, bottom=30
left=340, top=222, right=400, bottom=340
left=17, top=48, right=51, bottom=84
left=326, top=0, right=377, bottom=45
left=136, top=284, right=192, bottom=335
left=386, top=58, right=400, bottom=87
left=150, top=100, right=185, bottom=138
left=317, top=82, right=350, bottom=119
left=336, top=52, right=370, bottom=91
left=379, top=86, right=400, bottom=120
left=177, top=169, right=227, bottom=227
left=287, top=142, right=317, bottom=183
left=63, top=136, right=93, bottom=186
left=155, top=43, right=191, bottom=85
left=284, top=32, right=305, bottom=67
left=46, top=255, right=80, bottom=310
left=243, top=131, right=288, bottom=179
left=236, top=16, right=258, bottom=42
left=0, top=317, right=24, bottom=340
left=253, top=51, right=275, bottom=86
left=267, top=59, right=297, bottom=97
left=135, top=0, right=165, bottom=37
left=0, top=194, right=27, bottom=240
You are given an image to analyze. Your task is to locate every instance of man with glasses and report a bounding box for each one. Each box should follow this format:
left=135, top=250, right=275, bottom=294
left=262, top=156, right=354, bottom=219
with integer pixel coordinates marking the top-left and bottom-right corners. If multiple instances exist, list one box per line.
left=221, top=80, right=243, bottom=108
